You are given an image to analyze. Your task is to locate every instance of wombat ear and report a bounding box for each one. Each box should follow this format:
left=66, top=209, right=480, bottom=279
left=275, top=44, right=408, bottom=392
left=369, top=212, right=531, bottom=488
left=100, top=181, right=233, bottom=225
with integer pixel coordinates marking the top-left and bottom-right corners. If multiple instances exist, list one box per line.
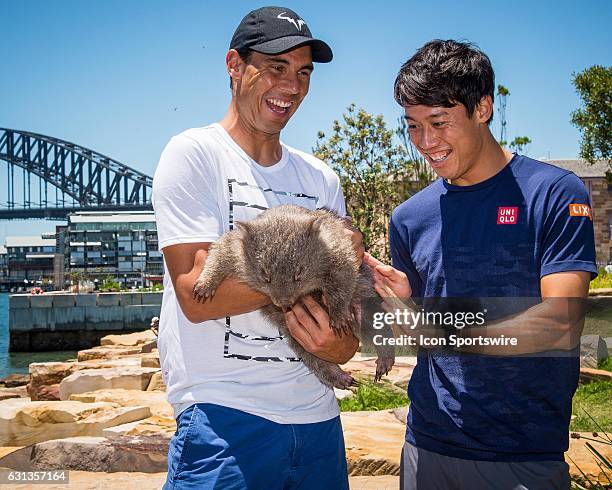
left=234, top=221, right=253, bottom=238
left=308, top=216, right=325, bottom=234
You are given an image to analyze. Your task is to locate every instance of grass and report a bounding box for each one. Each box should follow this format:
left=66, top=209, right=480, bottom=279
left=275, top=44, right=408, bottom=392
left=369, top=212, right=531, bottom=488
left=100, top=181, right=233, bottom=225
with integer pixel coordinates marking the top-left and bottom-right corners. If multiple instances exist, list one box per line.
left=339, top=381, right=409, bottom=412
left=598, top=358, right=612, bottom=372
left=590, top=269, right=612, bottom=290
left=583, top=303, right=612, bottom=339
left=341, top=378, right=611, bottom=434
left=344, top=362, right=611, bottom=435
left=570, top=381, right=612, bottom=432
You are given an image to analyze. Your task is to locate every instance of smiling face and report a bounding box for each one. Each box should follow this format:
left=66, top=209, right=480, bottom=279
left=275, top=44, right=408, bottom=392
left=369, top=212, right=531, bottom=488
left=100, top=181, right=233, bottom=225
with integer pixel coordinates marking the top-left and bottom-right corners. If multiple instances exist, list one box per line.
left=229, top=46, right=314, bottom=135
left=405, top=97, right=493, bottom=185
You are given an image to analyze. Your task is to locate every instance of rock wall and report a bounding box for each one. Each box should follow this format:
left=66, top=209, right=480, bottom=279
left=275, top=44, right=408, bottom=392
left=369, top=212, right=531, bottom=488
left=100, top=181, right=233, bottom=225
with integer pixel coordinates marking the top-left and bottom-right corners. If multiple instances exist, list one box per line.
left=9, top=292, right=162, bottom=351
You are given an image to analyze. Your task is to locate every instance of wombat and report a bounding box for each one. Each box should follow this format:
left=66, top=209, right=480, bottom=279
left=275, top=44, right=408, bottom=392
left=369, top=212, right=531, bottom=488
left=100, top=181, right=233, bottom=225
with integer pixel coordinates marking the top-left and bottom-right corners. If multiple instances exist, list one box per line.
left=192, top=204, right=395, bottom=389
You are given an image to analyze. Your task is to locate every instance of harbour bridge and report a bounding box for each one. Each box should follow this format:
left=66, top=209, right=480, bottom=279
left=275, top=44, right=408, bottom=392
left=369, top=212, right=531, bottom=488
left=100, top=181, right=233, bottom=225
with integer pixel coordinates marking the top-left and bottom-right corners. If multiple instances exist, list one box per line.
left=0, top=128, right=153, bottom=220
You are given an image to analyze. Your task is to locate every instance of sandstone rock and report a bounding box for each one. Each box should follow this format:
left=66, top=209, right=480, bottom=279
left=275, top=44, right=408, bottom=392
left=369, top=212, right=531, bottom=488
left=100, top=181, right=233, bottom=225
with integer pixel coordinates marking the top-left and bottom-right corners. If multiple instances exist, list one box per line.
left=27, top=362, right=76, bottom=400
left=392, top=406, right=408, bottom=424
left=103, top=415, right=176, bottom=438
left=0, top=446, right=22, bottom=460
left=28, top=358, right=142, bottom=401
left=580, top=335, right=608, bottom=368
left=140, top=352, right=160, bottom=368
left=335, top=388, right=354, bottom=400
left=579, top=367, right=612, bottom=384
left=0, top=385, right=28, bottom=400
left=69, top=389, right=172, bottom=418
left=140, top=339, right=158, bottom=353
left=566, top=432, right=612, bottom=479
left=35, top=383, right=60, bottom=401
left=341, top=410, right=405, bottom=476
left=342, top=357, right=415, bottom=388
left=100, top=330, right=156, bottom=347
left=77, top=345, right=142, bottom=361
left=0, top=435, right=168, bottom=473
left=0, top=398, right=150, bottom=446
left=59, top=367, right=160, bottom=400
left=146, top=371, right=166, bottom=392
left=78, top=357, right=142, bottom=369
left=0, top=373, right=30, bottom=388
left=0, top=391, right=22, bottom=401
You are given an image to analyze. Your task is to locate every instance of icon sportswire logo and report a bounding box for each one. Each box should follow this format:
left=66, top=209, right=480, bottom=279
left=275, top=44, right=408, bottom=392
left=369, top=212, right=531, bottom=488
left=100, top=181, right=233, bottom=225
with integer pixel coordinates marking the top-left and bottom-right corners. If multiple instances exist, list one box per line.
left=277, top=12, right=305, bottom=31
left=497, top=206, right=518, bottom=225
left=569, top=203, right=592, bottom=220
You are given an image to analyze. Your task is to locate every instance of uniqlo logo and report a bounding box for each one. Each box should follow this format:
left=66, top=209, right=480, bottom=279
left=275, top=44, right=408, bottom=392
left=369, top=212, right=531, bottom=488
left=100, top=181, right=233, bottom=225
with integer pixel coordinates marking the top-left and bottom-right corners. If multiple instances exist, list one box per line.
left=569, top=203, right=592, bottom=220
left=497, top=206, right=518, bottom=225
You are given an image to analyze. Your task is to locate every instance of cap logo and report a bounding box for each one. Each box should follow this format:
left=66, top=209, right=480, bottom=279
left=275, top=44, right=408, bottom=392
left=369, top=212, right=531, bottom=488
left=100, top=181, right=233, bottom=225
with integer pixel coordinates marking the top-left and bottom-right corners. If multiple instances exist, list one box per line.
left=277, top=12, right=305, bottom=31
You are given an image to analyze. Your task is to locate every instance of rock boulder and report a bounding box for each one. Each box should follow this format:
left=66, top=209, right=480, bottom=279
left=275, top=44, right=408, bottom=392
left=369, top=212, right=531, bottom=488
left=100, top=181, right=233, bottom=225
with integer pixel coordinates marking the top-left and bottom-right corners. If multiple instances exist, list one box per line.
left=100, top=330, right=156, bottom=347
left=0, top=398, right=150, bottom=446
left=0, top=435, right=168, bottom=473
left=341, top=410, right=405, bottom=476
left=59, top=367, right=160, bottom=400
left=580, top=335, right=608, bottom=368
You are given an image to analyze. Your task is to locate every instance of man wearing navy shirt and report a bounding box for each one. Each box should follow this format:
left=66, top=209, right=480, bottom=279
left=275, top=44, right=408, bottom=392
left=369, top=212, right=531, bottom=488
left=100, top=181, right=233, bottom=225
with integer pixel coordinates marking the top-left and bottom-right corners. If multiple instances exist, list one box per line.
left=365, top=40, right=597, bottom=489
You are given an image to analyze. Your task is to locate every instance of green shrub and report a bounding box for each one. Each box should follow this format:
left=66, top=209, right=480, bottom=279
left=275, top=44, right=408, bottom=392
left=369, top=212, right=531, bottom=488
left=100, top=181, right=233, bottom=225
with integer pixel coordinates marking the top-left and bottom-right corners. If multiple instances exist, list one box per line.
left=339, top=381, right=409, bottom=412
left=100, top=276, right=121, bottom=292
left=591, top=268, right=612, bottom=289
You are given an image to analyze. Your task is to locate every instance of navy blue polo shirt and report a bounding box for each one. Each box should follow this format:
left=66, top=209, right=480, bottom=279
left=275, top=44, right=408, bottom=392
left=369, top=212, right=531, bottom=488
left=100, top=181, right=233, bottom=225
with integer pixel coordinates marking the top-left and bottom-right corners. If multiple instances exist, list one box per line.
left=390, top=154, right=597, bottom=462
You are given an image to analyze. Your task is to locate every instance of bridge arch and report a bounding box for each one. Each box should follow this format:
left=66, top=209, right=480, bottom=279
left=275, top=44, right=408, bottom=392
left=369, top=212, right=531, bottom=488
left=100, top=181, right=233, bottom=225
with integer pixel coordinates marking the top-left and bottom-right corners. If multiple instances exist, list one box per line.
left=0, top=128, right=153, bottom=220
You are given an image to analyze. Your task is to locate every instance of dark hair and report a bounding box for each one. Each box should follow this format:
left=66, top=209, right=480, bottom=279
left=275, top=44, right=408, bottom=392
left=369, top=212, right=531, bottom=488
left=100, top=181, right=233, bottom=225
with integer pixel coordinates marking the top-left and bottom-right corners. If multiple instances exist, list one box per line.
left=229, top=47, right=253, bottom=89
left=394, top=40, right=495, bottom=123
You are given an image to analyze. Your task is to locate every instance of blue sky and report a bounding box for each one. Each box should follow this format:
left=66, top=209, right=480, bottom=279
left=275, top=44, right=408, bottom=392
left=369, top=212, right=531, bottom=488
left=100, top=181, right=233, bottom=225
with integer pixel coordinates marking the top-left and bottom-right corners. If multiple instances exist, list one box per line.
left=1, top=0, right=610, bottom=242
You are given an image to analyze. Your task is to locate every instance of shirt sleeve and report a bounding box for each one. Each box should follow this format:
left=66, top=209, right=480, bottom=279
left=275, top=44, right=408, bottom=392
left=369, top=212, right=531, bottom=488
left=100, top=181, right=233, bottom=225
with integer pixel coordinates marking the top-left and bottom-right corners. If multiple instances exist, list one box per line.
left=326, top=174, right=347, bottom=217
left=540, top=173, right=598, bottom=279
left=390, top=212, right=424, bottom=298
left=152, top=134, right=223, bottom=251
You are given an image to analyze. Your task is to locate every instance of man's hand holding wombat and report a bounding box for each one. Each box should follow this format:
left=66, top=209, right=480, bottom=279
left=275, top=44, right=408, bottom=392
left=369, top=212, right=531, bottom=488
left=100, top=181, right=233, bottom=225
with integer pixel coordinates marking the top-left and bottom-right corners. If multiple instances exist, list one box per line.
left=284, top=295, right=360, bottom=365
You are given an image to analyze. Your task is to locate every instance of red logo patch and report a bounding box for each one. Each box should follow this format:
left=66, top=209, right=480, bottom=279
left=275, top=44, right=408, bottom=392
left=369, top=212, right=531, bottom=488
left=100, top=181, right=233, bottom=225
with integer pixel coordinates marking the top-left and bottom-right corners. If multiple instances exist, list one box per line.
left=569, top=203, right=592, bottom=220
left=497, top=206, right=518, bottom=225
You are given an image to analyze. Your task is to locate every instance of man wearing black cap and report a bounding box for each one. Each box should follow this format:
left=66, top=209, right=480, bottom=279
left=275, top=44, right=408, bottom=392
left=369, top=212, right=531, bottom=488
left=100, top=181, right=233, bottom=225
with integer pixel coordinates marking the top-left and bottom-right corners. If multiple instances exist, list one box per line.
left=153, top=6, right=356, bottom=489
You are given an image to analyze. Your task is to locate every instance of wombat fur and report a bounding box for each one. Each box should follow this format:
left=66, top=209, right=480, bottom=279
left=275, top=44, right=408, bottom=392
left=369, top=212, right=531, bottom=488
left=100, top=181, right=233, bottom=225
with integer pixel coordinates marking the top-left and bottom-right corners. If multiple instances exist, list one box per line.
left=192, top=204, right=395, bottom=389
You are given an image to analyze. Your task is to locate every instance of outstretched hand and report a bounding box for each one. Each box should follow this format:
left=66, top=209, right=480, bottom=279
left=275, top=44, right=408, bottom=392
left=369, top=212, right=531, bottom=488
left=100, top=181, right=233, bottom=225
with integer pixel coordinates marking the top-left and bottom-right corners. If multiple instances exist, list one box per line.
left=362, top=252, right=412, bottom=300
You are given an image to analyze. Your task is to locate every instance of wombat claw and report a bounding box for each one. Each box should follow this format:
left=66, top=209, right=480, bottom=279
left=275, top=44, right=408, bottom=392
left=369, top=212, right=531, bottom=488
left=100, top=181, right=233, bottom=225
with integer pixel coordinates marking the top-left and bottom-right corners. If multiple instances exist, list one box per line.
left=192, top=281, right=215, bottom=303
left=374, top=357, right=395, bottom=382
left=330, top=315, right=354, bottom=336
left=333, top=370, right=357, bottom=389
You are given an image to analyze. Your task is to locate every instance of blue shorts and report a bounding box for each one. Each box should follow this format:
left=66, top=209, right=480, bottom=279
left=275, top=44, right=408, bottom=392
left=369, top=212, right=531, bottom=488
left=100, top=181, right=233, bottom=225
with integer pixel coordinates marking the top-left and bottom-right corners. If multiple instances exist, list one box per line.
left=164, top=403, right=349, bottom=489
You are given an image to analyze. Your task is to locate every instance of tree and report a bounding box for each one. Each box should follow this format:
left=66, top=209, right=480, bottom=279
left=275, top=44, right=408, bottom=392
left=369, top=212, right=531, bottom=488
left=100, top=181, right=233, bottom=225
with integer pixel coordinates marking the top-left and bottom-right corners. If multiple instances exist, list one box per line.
left=571, top=65, right=612, bottom=169
left=510, top=136, right=532, bottom=154
left=494, top=84, right=533, bottom=153
left=69, top=271, right=87, bottom=293
left=314, top=104, right=415, bottom=262
left=496, top=85, right=510, bottom=147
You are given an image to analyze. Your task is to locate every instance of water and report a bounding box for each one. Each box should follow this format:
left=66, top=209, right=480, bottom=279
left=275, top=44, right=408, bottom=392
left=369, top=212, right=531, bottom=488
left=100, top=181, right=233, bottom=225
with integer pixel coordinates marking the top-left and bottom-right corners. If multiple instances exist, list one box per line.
left=0, top=293, right=77, bottom=379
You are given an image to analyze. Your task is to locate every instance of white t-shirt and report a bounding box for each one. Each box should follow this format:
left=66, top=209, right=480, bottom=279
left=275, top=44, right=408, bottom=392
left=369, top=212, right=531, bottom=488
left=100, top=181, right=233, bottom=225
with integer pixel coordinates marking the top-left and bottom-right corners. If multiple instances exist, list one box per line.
left=152, top=123, right=347, bottom=424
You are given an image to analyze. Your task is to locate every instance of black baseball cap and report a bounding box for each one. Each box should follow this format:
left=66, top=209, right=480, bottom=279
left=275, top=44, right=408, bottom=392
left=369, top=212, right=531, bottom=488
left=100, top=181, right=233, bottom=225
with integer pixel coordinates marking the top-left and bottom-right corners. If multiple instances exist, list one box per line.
left=230, top=6, right=333, bottom=63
